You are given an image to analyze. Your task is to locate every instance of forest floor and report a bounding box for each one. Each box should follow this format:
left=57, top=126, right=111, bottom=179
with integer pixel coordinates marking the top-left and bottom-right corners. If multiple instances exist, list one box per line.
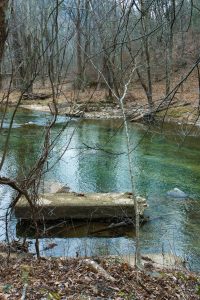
left=0, top=255, right=199, bottom=300
left=1, top=69, right=200, bottom=125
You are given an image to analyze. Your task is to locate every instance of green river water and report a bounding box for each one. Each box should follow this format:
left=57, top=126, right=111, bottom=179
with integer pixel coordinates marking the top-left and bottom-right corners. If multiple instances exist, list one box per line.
left=1, top=109, right=200, bottom=271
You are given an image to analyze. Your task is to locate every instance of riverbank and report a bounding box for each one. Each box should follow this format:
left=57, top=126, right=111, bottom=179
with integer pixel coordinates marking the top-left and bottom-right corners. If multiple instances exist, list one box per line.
left=19, top=99, right=199, bottom=126
left=0, top=254, right=199, bottom=299
left=1, top=70, right=200, bottom=125
left=8, top=94, right=199, bottom=128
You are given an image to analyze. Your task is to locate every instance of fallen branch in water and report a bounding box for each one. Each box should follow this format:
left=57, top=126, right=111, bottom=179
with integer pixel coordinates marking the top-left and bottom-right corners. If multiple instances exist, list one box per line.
left=89, top=216, right=149, bottom=235
left=89, top=220, right=133, bottom=235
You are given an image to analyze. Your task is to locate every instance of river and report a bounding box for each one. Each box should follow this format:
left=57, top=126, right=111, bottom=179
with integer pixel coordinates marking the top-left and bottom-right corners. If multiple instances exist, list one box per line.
left=1, top=108, right=200, bottom=271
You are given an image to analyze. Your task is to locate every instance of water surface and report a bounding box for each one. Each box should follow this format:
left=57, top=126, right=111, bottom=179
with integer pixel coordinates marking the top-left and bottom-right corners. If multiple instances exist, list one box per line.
left=1, top=109, right=200, bottom=271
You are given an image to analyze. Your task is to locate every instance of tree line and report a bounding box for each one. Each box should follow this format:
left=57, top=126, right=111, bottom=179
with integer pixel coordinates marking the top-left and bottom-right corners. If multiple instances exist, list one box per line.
left=0, top=0, right=200, bottom=111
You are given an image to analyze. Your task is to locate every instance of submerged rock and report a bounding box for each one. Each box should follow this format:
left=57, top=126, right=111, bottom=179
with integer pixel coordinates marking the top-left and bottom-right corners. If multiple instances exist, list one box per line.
left=167, top=188, right=188, bottom=198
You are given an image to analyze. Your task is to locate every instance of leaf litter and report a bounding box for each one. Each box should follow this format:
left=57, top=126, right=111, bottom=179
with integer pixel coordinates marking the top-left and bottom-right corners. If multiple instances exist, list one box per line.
left=0, top=255, right=199, bottom=299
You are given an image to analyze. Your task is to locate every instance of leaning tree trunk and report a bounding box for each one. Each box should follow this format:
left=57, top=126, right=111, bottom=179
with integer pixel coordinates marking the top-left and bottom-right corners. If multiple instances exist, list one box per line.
left=0, top=0, right=8, bottom=89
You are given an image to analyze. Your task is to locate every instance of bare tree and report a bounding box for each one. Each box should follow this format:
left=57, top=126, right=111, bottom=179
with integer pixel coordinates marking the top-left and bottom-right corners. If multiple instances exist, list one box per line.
left=0, top=0, right=8, bottom=88
left=136, top=0, right=154, bottom=113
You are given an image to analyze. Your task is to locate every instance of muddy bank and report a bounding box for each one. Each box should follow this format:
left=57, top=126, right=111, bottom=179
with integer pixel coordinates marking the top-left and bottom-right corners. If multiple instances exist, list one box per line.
left=19, top=99, right=200, bottom=126
left=2, top=86, right=197, bottom=124
left=20, top=101, right=124, bottom=119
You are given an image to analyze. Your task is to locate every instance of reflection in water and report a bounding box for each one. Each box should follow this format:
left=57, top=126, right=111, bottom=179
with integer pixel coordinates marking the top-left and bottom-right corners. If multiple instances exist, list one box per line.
left=1, top=110, right=200, bottom=270
left=16, top=220, right=136, bottom=239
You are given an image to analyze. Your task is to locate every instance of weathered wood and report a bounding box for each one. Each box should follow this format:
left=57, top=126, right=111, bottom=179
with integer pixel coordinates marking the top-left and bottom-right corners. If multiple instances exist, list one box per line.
left=84, top=259, right=116, bottom=282
left=131, top=101, right=190, bottom=122
left=15, top=192, right=147, bottom=220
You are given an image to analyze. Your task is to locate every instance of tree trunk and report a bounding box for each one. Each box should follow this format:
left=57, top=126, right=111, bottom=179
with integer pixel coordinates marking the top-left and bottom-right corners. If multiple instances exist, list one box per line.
left=82, top=0, right=90, bottom=86
left=165, top=0, right=175, bottom=97
left=165, top=34, right=173, bottom=96
left=140, top=0, right=154, bottom=113
left=76, top=0, right=83, bottom=89
left=0, top=0, right=8, bottom=89
left=103, top=55, right=114, bottom=99
left=11, top=6, right=25, bottom=89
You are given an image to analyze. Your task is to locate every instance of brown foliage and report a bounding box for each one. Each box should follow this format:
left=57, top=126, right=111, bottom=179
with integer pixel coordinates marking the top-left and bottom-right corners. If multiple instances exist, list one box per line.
left=0, top=256, right=199, bottom=299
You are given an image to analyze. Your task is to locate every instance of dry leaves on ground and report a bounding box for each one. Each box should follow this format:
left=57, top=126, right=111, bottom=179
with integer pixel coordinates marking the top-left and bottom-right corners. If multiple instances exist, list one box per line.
left=0, top=256, right=199, bottom=299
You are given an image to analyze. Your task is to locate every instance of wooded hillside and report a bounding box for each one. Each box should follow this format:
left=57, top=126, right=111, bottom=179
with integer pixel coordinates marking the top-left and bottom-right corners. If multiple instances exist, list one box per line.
left=0, top=0, right=200, bottom=112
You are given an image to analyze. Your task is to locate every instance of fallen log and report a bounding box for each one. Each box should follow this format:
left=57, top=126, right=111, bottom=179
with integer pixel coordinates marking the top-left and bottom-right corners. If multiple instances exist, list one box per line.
left=84, top=259, right=116, bottom=282
left=131, top=101, right=190, bottom=122
left=22, top=93, right=52, bottom=100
